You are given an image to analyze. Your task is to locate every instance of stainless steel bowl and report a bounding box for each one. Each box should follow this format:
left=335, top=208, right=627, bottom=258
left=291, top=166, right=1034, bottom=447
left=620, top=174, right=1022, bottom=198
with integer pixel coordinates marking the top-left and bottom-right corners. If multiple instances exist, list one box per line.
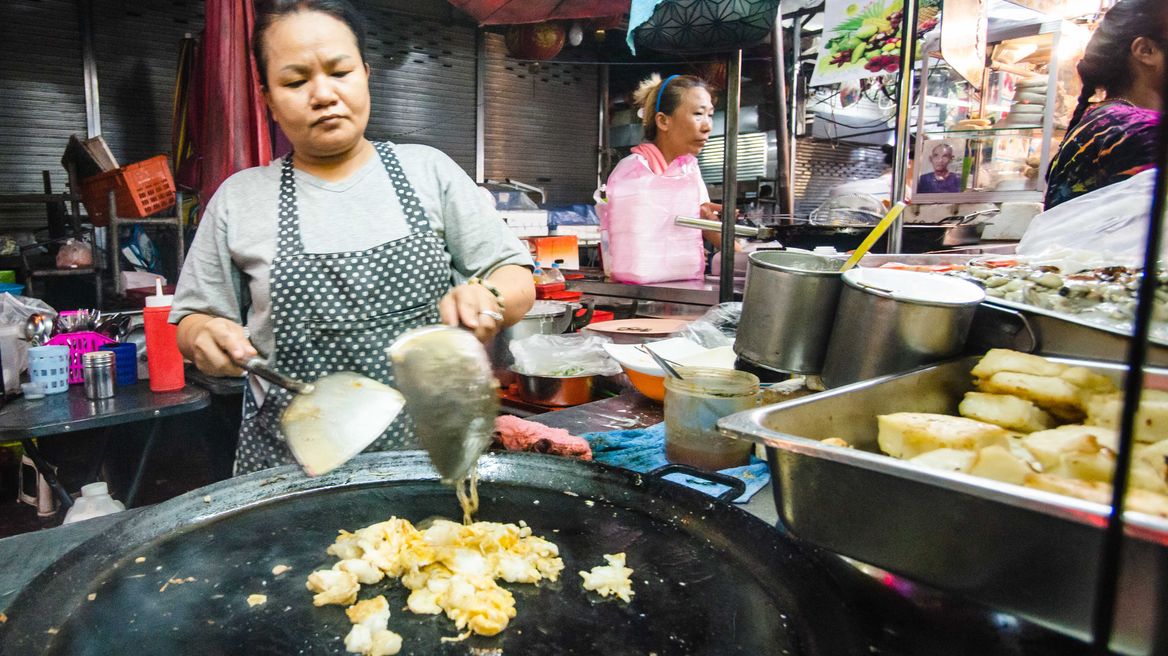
left=510, top=368, right=620, bottom=406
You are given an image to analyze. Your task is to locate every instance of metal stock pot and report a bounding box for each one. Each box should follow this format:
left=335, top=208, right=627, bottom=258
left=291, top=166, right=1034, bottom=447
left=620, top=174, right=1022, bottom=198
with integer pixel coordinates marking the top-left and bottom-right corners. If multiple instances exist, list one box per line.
left=489, top=299, right=594, bottom=369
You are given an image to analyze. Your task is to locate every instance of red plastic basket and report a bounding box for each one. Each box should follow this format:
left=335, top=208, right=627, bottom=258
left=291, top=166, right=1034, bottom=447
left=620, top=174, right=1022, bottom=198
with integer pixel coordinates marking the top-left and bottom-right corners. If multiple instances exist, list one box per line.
left=47, top=331, right=116, bottom=384
left=80, top=155, right=176, bottom=227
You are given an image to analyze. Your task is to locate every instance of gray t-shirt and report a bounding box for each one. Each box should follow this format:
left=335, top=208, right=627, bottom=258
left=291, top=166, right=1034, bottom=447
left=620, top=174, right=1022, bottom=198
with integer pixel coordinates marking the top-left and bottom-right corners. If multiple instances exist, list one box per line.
left=172, top=142, right=532, bottom=360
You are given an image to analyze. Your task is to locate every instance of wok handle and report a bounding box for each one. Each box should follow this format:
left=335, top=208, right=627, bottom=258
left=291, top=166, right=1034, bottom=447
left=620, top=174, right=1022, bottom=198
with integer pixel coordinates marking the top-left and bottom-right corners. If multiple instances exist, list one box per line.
left=674, top=215, right=761, bottom=238
left=241, top=357, right=315, bottom=394
left=647, top=463, right=747, bottom=502
left=569, top=298, right=595, bottom=332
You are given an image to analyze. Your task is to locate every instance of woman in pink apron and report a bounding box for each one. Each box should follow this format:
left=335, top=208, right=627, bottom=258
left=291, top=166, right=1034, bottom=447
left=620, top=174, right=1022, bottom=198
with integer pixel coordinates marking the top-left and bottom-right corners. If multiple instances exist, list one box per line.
left=601, top=74, right=725, bottom=284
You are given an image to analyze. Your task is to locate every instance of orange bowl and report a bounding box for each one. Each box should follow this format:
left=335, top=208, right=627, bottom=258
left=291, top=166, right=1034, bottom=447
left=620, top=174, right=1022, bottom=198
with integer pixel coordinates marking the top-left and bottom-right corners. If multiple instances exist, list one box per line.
left=623, top=366, right=665, bottom=402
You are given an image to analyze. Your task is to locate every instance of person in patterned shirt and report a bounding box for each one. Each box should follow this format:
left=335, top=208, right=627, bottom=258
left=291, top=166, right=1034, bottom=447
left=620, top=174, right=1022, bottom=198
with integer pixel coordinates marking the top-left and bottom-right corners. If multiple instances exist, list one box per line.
left=1044, top=0, right=1166, bottom=210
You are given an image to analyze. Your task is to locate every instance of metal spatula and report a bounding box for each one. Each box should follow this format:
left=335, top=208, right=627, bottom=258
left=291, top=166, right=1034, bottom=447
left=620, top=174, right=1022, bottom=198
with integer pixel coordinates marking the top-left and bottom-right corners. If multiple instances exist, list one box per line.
left=386, top=325, right=498, bottom=484
left=242, top=359, right=405, bottom=477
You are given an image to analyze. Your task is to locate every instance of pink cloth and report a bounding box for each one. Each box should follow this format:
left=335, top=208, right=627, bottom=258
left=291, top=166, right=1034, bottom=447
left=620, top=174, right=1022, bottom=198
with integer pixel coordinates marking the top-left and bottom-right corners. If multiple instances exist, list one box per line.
left=494, top=415, right=592, bottom=460
left=630, top=143, right=669, bottom=175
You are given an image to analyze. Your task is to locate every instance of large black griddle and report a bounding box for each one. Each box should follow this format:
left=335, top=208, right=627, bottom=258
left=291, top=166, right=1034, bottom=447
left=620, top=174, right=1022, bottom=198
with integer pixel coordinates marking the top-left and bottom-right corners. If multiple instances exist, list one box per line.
left=0, top=452, right=865, bottom=655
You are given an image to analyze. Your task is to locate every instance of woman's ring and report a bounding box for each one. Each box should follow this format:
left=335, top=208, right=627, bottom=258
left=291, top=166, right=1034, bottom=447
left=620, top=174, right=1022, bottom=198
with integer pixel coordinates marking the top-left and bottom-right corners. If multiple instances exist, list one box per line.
left=479, top=309, right=504, bottom=322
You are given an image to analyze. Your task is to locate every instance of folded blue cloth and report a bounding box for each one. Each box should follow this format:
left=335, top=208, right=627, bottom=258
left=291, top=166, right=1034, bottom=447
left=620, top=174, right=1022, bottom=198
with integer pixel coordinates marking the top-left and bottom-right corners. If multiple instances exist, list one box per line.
left=581, top=422, right=769, bottom=503
left=625, top=0, right=667, bottom=55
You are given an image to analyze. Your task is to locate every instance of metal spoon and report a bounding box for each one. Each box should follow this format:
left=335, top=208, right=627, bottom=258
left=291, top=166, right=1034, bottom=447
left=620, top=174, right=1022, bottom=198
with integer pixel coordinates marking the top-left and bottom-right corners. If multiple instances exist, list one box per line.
left=24, top=313, right=53, bottom=347
left=641, top=344, right=685, bottom=380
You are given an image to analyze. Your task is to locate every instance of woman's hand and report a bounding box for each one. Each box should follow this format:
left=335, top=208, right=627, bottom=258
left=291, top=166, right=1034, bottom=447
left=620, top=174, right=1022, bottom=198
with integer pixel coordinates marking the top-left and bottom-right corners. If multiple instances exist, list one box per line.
left=438, top=283, right=506, bottom=343
left=438, top=265, right=536, bottom=343
left=700, top=202, right=723, bottom=221
left=177, top=314, right=257, bottom=377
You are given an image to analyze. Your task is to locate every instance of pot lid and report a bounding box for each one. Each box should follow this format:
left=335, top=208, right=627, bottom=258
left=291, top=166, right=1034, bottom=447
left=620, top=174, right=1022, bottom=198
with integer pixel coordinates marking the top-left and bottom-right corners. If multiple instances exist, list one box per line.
left=748, top=250, right=845, bottom=275
left=842, top=267, right=985, bottom=306
left=524, top=300, right=571, bottom=318
left=583, top=318, right=688, bottom=336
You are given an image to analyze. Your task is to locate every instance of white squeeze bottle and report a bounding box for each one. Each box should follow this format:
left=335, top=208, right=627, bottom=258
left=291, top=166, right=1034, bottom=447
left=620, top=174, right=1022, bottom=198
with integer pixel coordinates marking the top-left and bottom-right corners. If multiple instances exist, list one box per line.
left=63, top=482, right=126, bottom=524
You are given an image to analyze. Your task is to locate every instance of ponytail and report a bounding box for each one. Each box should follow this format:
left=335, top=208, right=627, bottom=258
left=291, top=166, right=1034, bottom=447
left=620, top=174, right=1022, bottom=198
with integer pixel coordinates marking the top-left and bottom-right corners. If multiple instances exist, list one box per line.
left=1066, top=85, right=1095, bottom=133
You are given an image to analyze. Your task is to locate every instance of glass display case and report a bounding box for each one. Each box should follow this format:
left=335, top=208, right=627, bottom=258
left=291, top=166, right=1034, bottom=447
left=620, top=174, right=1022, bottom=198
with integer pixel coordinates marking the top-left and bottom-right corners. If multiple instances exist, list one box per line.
left=912, top=20, right=1087, bottom=204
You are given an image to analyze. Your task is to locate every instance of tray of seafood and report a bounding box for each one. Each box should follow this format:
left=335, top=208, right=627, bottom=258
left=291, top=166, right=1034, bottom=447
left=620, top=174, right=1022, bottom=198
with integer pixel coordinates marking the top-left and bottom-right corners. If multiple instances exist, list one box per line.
left=859, top=252, right=1168, bottom=365
left=719, top=349, right=1168, bottom=654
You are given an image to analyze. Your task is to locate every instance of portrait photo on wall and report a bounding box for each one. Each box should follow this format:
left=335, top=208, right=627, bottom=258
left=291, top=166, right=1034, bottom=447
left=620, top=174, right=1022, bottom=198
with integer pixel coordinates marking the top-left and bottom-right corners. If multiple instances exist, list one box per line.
left=915, top=138, right=966, bottom=194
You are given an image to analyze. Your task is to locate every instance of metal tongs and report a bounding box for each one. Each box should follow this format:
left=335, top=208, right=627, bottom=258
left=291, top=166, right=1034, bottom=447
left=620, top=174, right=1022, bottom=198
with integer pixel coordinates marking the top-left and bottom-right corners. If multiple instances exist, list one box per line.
left=386, top=325, right=499, bottom=484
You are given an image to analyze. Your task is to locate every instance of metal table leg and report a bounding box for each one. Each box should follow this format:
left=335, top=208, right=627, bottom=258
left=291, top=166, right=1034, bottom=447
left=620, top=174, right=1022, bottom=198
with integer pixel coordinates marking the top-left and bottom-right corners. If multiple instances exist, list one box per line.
left=20, top=438, right=74, bottom=511
left=85, top=427, right=112, bottom=485
left=124, top=419, right=162, bottom=508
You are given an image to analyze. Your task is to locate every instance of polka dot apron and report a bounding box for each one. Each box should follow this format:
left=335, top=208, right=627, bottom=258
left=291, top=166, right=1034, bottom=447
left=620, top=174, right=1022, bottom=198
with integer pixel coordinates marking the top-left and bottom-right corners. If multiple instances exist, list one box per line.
left=234, top=143, right=451, bottom=475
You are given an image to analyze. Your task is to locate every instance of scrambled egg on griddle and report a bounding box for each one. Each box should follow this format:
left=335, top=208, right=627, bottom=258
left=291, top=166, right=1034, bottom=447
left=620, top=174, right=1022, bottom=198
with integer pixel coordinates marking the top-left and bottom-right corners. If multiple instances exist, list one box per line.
left=307, top=516, right=565, bottom=651
left=579, top=553, right=635, bottom=603
left=343, top=595, right=402, bottom=656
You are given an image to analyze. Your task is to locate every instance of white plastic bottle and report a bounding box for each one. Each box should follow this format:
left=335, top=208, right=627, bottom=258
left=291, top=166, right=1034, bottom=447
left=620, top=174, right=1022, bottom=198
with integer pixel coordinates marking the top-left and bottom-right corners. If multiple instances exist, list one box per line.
left=547, top=261, right=566, bottom=284
left=63, top=482, right=126, bottom=524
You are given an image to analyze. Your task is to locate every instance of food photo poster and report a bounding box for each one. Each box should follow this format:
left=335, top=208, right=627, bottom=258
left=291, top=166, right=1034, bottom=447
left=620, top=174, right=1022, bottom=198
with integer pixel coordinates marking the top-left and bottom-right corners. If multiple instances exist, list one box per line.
left=811, top=0, right=906, bottom=87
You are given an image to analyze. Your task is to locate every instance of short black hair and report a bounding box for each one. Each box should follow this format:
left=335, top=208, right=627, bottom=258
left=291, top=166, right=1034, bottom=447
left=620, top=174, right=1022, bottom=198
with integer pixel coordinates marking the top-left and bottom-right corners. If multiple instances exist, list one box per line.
left=252, top=0, right=368, bottom=88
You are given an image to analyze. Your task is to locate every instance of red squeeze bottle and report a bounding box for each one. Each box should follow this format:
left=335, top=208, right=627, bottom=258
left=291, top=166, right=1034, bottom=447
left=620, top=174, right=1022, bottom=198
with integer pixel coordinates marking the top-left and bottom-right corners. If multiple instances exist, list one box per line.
left=143, top=278, right=185, bottom=392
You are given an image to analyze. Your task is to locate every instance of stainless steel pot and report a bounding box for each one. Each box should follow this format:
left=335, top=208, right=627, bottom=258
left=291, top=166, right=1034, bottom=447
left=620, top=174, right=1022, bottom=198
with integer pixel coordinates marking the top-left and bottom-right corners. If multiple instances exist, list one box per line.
left=734, top=251, right=845, bottom=374
left=489, top=299, right=594, bottom=370
left=820, top=268, right=985, bottom=388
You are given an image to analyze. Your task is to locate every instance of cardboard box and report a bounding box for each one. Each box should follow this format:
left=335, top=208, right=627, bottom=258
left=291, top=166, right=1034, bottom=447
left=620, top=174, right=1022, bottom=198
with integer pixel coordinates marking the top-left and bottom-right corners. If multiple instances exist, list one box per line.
left=525, top=235, right=579, bottom=270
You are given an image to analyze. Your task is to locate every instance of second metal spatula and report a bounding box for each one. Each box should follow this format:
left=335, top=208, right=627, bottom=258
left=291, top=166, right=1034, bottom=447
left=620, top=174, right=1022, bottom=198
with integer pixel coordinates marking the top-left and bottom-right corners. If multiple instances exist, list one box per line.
left=386, top=326, right=498, bottom=483
left=242, top=359, right=405, bottom=477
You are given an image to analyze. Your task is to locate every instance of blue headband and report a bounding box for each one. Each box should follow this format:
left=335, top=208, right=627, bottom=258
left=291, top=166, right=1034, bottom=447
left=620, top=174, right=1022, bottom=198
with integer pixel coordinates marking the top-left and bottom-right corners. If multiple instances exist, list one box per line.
left=654, top=75, right=680, bottom=114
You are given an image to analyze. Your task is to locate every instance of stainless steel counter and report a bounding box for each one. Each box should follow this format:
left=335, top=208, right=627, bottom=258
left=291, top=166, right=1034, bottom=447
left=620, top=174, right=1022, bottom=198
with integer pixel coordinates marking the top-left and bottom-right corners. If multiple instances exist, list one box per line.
left=570, top=275, right=742, bottom=306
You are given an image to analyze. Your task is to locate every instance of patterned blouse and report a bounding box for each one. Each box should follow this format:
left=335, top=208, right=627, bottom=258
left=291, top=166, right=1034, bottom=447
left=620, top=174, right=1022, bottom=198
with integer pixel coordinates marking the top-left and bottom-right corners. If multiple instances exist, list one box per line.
left=1044, top=100, right=1160, bottom=210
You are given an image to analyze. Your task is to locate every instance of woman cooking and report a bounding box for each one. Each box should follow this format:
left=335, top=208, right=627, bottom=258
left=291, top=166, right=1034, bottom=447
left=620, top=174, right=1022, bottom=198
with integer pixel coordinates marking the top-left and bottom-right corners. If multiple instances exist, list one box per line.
left=1044, top=0, right=1166, bottom=210
left=171, top=0, right=534, bottom=475
left=601, top=74, right=724, bottom=284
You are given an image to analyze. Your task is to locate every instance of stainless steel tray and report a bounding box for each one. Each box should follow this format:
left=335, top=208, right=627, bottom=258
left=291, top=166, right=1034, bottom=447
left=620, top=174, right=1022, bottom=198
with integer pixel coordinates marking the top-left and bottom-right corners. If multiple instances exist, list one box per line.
left=856, top=253, right=1168, bottom=365
left=719, top=356, right=1168, bottom=655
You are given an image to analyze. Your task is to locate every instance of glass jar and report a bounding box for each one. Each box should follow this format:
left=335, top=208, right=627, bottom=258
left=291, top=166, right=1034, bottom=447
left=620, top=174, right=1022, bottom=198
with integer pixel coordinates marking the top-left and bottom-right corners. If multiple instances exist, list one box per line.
left=664, top=367, right=759, bottom=470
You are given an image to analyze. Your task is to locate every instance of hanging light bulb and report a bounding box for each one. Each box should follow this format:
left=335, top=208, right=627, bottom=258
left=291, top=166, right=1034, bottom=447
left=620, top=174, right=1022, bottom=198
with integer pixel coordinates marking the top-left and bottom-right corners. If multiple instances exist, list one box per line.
left=568, top=22, right=584, bottom=47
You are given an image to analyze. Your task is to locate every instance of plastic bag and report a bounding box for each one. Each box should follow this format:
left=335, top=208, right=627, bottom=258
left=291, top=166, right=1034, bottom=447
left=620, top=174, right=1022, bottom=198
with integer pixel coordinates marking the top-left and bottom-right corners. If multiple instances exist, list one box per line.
left=56, top=238, right=93, bottom=269
left=601, top=154, right=706, bottom=284
left=1018, top=170, right=1162, bottom=259
left=678, top=302, right=741, bottom=348
left=510, top=334, right=622, bottom=376
left=0, top=294, right=57, bottom=393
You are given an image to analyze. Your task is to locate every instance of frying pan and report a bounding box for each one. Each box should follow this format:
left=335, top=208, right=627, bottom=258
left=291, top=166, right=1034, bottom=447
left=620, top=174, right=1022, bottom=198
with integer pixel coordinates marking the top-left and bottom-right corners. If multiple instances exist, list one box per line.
left=0, top=452, right=866, bottom=655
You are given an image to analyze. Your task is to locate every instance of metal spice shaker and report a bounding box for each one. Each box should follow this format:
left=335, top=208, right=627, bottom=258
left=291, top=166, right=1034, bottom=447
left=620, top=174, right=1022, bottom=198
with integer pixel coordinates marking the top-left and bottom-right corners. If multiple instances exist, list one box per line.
left=82, top=350, right=116, bottom=400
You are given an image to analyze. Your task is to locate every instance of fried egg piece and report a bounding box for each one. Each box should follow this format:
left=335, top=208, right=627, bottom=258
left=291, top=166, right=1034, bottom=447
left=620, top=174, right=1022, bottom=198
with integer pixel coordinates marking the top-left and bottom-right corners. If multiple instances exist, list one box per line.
left=306, top=569, right=359, bottom=607
left=580, top=553, right=635, bottom=603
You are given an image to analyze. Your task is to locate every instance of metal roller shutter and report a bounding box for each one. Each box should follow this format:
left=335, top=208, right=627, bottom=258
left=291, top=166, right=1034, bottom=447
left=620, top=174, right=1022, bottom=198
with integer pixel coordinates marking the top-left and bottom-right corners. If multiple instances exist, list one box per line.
left=482, top=33, right=599, bottom=205
left=91, top=0, right=204, bottom=167
left=0, top=0, right=88, bottom=228
left=357, top=1, right=477, bottom=173
left=794, top=139, right=887, bottom=216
